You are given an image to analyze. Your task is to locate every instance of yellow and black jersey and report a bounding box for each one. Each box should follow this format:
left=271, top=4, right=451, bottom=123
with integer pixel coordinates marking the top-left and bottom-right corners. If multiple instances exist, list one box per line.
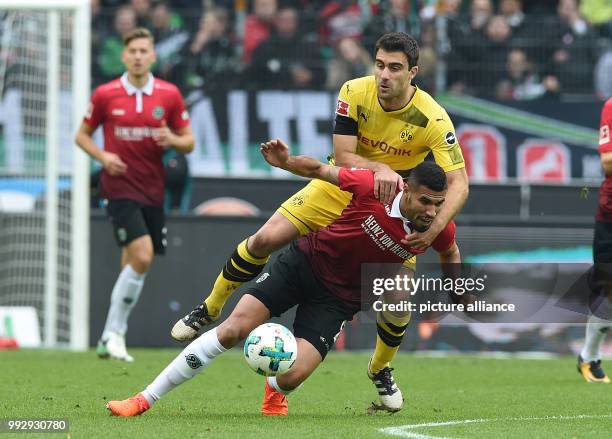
left=333, top=76, right=464, bottom=176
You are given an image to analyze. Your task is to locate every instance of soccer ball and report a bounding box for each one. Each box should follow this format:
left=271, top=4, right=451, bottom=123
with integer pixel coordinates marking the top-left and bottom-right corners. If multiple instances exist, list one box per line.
left=243, top=323, right=297, bottom=376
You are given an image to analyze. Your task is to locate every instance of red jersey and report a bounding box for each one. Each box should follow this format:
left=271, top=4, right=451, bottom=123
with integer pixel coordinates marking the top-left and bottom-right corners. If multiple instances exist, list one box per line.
left=298, top=168, right=456, bottom=309
left=83, top=73, right=190, bottom=206
left=597, top=98, right=612, bottom=222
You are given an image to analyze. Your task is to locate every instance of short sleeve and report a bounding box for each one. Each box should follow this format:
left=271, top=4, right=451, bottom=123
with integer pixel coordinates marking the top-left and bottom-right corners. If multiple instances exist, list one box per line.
left=335, top=80, right=358, bottom=121
left=431, top=220, right=456, bottom=252
left=338, top=168, right=375, bottom=198
left=333, top=80, right=359, bottom=136
left=83, top=88, right=106, bottom=130
left=426, top=114, right=465, bottom=172
left=168, top=89, right=190, bottom=131
left=599, top=100, right=612, bottom=154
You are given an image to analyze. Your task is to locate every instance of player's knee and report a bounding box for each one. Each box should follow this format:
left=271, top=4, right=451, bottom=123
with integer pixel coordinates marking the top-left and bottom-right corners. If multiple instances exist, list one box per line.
left=130, top=249, right=153, bottom=273
left=216, top=314, right=251, bottom=348
left=248, top=230, right=280, bottom=257
left=215, top=323, right=241, bottom=348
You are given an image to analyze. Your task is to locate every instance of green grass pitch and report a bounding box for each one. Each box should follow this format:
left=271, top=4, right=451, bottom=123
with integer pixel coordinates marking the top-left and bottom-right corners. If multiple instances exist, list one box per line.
left=1, top=349, right=611, bottom=438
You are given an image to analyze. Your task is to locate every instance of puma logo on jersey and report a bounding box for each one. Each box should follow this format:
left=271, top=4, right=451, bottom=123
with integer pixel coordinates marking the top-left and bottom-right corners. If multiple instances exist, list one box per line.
left=360, top=112, right=368, bottom=122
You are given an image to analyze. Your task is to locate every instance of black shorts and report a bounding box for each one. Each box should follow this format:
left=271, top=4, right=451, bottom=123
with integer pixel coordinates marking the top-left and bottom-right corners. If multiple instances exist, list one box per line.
left=593, top=221, right=612, bottom=263
left=106, top=199, right=167, bottom=255
left=246, top=242, right=355, bottom=360
left=587, top=221, right=612, bottom=311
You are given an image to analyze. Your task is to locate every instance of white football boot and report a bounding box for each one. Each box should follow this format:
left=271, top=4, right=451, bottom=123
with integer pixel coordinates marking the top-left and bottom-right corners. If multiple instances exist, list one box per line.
left=103, top=331, right=134, bottom=362
left=367, top=359, right=404, bottom=413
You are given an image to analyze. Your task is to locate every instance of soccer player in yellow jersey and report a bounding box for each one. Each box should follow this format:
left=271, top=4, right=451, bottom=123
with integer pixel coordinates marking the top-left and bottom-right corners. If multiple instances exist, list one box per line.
left=172, top=32, right=469, bottom=406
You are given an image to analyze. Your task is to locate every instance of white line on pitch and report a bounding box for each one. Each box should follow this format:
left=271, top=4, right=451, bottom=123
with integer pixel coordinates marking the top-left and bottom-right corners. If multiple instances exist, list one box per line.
left=379, top=414, right=612, bottom=439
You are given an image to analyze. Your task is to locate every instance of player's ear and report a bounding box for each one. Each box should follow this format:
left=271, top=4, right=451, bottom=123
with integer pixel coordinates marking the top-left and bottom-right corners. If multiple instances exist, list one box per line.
left=409, top=65, right=418, bottom=80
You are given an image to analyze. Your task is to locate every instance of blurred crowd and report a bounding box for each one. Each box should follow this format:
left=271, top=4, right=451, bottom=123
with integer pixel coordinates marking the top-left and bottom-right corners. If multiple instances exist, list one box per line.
left=91, top=0, right=612, bottom=101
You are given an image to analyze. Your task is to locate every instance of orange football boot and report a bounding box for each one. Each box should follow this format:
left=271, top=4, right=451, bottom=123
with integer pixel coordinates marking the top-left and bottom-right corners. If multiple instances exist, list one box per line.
left=106, top=393, right=150, bottom=416
left=261, top=379, right=288, bottom=416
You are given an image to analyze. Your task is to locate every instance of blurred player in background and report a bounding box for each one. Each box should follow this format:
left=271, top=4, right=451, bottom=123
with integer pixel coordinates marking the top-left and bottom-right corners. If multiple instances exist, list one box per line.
left=172, top=32, right=468, bottom=390
left=75, top=28, right=194, bottom=362
left=106, top=139, right=461, bottom=417
left=577, top=97, right=612, bottom=383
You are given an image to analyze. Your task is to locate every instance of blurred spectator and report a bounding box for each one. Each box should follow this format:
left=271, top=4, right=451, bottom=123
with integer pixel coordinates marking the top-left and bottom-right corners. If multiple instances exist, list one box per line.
left=247, top=6, right=325, bottom=89
left=151, top=2, right=189, bottom=84
left=130, top=0, right=153, bottom=29
left=363, top=0, right=422, bottom=51
left=547, top=0, right=598, bottom=95
left=96, top=5, right=136, bottom=83
left=480, top=15, right=514, bottom=93
left=469, top=0, right=493, bottom=33
left=319, top=0, right=366, bottom=46
left=325, top=36, right=373, bottom=90
left=184, top=8, right=238, bottom=92
left=499, top=0, right=525, bottom=31
left=595, top=49, right=612, bottom=100
left=495, top=49, right=559, bottom=100
left=242, top=0, right=277, bottom=64
left=414, top=21, right=438, bottom=93
left=446, top=0, right=494, bottom=94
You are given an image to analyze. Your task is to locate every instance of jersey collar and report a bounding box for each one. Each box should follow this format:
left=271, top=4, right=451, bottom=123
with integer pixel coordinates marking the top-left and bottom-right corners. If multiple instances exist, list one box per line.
left=390, top=191, right=414, bottom=234
left=120, top=73, right=154, bottom=113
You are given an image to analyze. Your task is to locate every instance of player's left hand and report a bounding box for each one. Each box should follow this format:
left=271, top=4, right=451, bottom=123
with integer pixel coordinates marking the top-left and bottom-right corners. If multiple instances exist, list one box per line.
left=401, top=228, right=437, bottom=250
left=153, top=120, right=176, bottom=149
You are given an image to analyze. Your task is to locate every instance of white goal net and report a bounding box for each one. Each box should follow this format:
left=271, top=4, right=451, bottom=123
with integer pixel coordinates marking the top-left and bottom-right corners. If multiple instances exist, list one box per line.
left=0, top=0, right=90, bottom=349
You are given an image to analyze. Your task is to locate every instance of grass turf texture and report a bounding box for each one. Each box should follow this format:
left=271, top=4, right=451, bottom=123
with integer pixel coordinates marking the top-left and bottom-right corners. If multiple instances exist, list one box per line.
left=1, top=349, right=610, bottom=438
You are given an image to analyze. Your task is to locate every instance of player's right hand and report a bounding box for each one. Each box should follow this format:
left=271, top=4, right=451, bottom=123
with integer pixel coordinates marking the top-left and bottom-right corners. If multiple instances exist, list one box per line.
left=260, top=139, right=290, bottom=169
left=101, top=151, right=128, bottom=176
left=374, top=167, right=403, bottom=204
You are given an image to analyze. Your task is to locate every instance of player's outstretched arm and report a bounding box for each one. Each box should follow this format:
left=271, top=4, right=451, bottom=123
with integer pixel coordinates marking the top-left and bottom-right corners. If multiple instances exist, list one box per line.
left=260, top=139, right=340, bottom=185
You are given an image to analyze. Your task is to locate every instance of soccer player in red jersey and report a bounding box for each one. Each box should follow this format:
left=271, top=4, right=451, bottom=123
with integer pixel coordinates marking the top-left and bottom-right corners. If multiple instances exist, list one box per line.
left=106, top=139, right=461, bottom=417
left=75, top=28, right=194, bottom=362
left=577, top=98, right=612, bottom=383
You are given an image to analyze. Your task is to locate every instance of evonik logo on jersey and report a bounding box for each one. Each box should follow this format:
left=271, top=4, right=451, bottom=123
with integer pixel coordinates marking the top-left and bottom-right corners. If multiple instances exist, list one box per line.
left=357, top=132, right=411, bottom=156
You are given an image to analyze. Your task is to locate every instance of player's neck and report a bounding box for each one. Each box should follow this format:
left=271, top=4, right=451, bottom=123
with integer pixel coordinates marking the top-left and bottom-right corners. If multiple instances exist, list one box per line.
left=126, top=72, right=151, bottom=89
left=379, top=84, right=416, bottom=112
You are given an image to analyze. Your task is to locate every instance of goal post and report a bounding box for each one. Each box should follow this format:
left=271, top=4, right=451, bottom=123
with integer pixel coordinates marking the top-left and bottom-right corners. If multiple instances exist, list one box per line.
left=0, top=0, right=90, bottom=350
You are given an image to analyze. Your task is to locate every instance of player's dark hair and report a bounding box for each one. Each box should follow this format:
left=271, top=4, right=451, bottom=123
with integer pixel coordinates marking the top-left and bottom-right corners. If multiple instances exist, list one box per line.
left=408, top=161, right=447, bottom=192
left=123, top=27, right=155, bottom=46
left=375, top=32, right=419, bottom=68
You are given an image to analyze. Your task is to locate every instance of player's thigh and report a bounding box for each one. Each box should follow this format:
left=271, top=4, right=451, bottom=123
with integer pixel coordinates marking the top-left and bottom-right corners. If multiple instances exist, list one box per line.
left=292, top=281, right=354, bottom=360
left=249, top=211, right=301, bottom=256
left=106, top=199, right=150, bottom=249
left=277, top=179, right=353, bottom=235
left=141, top=205, right=167, bottom=255
left=245, top=244, right=305, bottom=318
left=591, top=221, right=612, bottom=302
